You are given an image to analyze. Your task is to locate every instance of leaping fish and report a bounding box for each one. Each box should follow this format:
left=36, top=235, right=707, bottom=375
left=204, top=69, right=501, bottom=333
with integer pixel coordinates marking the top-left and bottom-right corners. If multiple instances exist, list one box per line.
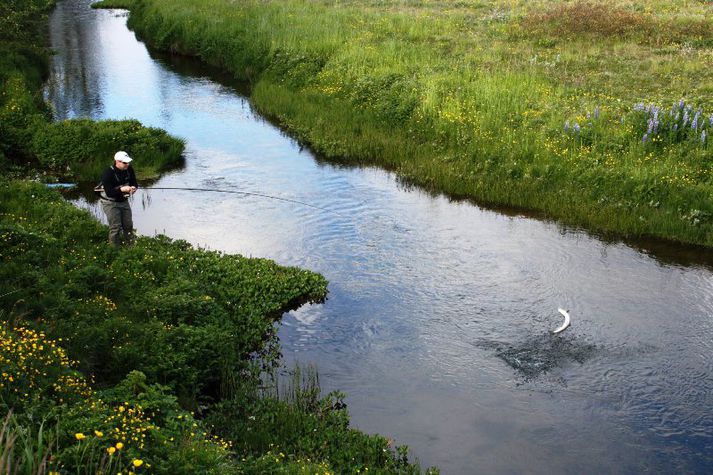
left=552, top=308, right=571, bottom=334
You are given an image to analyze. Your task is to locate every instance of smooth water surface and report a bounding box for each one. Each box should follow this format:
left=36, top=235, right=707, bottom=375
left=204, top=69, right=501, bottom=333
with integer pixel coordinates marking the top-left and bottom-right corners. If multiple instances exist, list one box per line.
left=46, top=1, right=713, bottom=473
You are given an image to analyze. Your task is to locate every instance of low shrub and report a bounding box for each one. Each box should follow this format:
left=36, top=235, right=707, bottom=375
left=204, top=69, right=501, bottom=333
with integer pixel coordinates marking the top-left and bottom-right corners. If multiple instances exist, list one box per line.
left=0, top=0, right=55, bottom=46
left=30, top=118, right=185, bottom=181
left=520, top=1, right=713, bottom=46
left=0, top=326, right=235, bottom=474
left=0, top=181, right=328, bottom=406
left=0, top=326, right=91, bottom=414
left=521, top=1, right=649, bottom=40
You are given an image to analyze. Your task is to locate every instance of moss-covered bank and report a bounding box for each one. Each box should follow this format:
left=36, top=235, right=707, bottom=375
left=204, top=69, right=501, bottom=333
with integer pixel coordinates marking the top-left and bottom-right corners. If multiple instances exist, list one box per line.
left=113, top=0, right=712, bottom=247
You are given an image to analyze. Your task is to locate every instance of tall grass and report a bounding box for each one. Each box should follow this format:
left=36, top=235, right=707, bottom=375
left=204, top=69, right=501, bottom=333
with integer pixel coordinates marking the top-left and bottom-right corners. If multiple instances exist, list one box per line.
left=117, top=0, right=713, bottom=246
left=0, top=412, right=57, bottom=475
left=208, top=364, right=434, bottom=474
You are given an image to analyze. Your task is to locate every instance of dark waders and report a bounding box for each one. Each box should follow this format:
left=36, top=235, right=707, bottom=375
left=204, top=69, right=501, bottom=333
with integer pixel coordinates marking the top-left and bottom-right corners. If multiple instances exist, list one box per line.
left=101, top=199, right=134, bottom=247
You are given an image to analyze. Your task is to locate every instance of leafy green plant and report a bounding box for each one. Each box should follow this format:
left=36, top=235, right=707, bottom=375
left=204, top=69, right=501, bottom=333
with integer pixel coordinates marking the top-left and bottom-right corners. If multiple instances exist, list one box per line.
left=1, top=181, right=327, bottom=406
left=30, top=119, right=185, bottom=181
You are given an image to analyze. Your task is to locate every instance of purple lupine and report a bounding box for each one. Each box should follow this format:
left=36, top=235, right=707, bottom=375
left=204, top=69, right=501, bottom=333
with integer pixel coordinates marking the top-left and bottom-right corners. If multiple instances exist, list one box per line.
left=574, top=122, right=581, bottom=133
left=673, top=123, right=678, bottom=131
left=679, top=99, right=685, bottom=109
left=647, top=118, right=655, bottom=134
left=692, top=110, right=701, bottom=129
left=634, top=103, right=645, bottom=112
left=652, top=110, right=659, bottom=133
left=702, top=129, right=707, bottom=144
left=709, top=112, right=713, bottom=126
left=594, top=106, right=600, bottom=120
left=564, top=120, right=570, bottom=132
left=642, top=133, right=649, bottom=143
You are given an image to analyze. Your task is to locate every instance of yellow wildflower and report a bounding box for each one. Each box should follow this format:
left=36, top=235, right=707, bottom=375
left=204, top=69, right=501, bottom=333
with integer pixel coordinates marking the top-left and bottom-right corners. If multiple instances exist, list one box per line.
left=75, top=433, right=86, bottom=440
left=95, top=430, right=104, bottom=437
left=116, top=442, right=124, bottom=450
left=132, top=459, right=143, bottom=467
left=107, top=446, right=116, bottom=455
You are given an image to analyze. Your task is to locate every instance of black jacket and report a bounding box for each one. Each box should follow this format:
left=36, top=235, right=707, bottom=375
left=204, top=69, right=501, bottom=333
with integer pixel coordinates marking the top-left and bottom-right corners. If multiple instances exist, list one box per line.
left=101, top=165, right=138, bottom=202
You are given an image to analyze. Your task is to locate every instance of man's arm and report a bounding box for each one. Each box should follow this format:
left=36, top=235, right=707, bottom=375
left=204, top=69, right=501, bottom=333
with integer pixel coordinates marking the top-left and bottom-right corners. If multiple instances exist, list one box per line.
left=128, top=167, right=138, bottom=188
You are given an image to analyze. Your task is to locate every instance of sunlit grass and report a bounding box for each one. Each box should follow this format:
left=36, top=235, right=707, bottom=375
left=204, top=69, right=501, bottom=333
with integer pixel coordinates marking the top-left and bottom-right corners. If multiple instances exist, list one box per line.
left=118, top=0, right=713, bottom=245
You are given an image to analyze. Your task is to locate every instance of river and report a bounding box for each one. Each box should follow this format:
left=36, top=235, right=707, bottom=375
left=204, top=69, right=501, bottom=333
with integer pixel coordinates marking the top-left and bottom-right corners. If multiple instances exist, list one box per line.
left=45, top=1, right=713, bottom=473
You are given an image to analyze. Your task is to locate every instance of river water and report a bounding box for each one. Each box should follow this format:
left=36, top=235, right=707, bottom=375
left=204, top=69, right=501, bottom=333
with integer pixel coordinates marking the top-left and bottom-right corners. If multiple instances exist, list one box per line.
left=45, top=1, right=713, bottom=473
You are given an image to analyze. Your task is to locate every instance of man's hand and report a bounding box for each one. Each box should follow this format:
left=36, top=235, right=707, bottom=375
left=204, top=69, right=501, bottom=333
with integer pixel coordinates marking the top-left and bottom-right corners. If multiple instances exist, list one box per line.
left=120, top=185, right=137, bottom=194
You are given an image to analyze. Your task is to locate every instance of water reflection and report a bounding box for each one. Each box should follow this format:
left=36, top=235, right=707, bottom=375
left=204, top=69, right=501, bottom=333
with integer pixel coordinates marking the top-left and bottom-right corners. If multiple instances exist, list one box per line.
left=45, top=0, right=105, bottom=118
left=47, top=1, right=713, bottom=473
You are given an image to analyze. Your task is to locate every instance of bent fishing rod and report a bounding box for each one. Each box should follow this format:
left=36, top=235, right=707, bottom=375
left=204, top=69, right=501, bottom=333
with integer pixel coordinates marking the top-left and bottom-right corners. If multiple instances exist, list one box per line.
left=138, top=186, right=342, bottom=216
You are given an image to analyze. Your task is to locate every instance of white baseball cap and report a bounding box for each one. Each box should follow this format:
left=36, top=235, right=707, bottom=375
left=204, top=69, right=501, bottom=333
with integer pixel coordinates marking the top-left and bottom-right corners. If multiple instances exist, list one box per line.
left=114, top=151, right=133, bottom=163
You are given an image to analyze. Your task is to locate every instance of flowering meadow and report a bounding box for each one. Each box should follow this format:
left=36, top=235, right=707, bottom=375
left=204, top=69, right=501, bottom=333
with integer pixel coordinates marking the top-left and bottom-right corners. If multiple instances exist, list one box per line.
left=116, top=0, right=713, bottom=246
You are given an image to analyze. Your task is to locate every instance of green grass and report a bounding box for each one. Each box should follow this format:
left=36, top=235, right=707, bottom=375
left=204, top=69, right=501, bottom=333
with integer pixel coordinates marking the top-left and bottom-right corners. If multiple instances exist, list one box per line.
left=117, top=0, right=713, bottom=246
left=92, top=0, right=135, bottom=8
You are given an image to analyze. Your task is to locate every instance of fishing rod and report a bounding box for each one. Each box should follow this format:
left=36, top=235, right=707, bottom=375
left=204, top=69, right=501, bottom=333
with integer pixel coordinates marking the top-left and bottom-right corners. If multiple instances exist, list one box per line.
left=141, top=186, right=343, bottom=217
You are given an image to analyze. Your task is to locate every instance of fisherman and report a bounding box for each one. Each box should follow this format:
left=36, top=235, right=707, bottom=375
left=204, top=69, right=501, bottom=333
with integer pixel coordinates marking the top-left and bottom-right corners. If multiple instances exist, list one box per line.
left=100, top=151, right=138, bottom=247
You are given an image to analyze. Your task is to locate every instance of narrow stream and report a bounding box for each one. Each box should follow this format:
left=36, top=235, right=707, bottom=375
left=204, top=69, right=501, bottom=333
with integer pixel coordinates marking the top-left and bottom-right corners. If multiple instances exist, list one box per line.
left=46, top=1, right=713, bottom=473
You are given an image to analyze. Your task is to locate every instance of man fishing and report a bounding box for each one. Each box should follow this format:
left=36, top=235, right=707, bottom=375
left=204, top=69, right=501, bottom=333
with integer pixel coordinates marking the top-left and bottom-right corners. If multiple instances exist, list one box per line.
left=100, top=151, right=138, bottom=247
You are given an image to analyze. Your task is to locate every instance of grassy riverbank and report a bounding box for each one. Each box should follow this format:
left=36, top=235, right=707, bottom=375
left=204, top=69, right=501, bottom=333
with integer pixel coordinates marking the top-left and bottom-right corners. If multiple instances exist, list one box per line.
left=1, top=1, right=433, bottom=472
left=114, top=0, right=712, bottom=246
left=1, top=0, right=183, bottom=181
left=0, top=185, right=427, bottom=473
left=0, top=181, right=428, bottom=473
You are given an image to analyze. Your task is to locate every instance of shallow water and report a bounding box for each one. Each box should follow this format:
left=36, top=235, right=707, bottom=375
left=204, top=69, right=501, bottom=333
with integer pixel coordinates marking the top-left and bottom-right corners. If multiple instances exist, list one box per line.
left=46, top=1, right=713, bottom=473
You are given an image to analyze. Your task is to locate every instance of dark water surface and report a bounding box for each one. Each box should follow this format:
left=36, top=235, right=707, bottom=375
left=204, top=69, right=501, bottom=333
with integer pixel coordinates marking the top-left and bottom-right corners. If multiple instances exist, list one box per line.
left=46, top=1, right=713, bottom=473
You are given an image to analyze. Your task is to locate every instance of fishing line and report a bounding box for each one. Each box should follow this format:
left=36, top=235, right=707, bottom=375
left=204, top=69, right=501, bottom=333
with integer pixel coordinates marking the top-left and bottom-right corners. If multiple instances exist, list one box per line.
left=139, top=186, right=344, bottom=217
